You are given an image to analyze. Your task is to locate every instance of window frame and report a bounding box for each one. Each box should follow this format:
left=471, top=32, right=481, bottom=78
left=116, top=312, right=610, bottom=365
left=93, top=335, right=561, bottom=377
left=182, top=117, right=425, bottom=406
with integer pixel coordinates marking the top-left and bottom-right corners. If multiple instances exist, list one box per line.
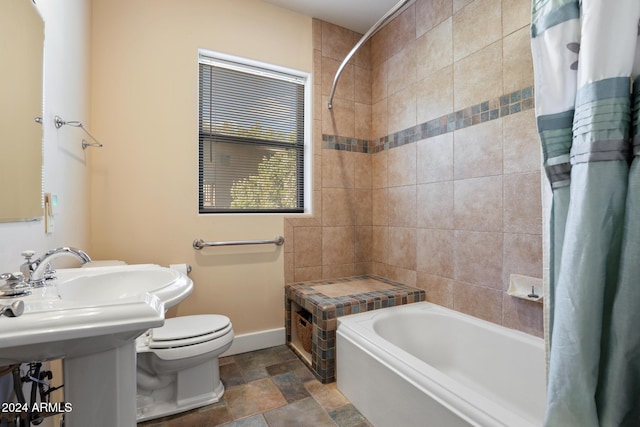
left=197, top=49, right=312, bottom=215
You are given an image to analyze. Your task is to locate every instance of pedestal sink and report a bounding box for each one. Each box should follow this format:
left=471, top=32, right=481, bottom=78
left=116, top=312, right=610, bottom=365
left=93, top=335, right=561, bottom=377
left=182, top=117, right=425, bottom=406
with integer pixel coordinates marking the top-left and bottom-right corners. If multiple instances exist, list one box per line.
left=0, top=264, right=193, bottom=427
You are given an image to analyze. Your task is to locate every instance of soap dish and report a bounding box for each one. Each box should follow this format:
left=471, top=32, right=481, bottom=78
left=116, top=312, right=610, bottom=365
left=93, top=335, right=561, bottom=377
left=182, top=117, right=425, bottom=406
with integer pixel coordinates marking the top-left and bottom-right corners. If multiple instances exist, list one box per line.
left=507, top=274, right=543, bottom=303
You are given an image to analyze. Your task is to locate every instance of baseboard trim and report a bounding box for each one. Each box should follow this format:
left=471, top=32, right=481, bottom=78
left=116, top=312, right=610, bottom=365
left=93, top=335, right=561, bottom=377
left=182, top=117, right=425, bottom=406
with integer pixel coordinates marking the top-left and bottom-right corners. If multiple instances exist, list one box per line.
left=221, top=327, right=286, bottom=357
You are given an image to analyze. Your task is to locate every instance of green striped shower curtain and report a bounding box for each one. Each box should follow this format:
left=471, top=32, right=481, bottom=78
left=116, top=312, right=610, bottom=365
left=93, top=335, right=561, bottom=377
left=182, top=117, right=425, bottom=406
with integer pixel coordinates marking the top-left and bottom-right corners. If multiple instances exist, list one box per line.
left=531, top=1, right=640, bottom=426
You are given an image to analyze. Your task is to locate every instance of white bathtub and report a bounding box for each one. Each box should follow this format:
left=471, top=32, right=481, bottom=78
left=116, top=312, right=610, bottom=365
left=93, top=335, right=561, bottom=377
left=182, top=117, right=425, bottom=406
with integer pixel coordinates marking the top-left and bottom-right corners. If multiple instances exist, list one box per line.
left=336, top=302, right=545, bottom=427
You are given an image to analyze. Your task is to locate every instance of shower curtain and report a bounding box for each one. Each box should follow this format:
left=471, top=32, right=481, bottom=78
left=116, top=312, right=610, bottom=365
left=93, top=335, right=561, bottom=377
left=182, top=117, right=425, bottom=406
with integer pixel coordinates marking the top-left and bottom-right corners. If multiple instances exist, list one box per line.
left=531, top=1, right=640, bottom=426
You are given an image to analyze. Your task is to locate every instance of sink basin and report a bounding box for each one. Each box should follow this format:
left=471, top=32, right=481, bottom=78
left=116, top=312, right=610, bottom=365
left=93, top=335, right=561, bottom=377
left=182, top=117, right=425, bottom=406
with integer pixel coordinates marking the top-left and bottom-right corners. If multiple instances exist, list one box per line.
left=55, top=264, right=192, bottom=308
left=0, top=264, right=193, bottom=365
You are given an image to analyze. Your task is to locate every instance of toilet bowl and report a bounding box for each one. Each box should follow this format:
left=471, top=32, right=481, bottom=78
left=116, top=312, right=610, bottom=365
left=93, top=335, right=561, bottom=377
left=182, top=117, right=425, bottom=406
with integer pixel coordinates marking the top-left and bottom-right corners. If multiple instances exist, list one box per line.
left=135, top=314, right=234, bottom=422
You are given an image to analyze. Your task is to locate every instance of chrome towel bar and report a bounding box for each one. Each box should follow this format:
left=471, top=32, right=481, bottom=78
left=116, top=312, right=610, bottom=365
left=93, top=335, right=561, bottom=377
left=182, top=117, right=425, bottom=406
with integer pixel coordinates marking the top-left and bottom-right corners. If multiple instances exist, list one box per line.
left=193, top=236, right=285, bottom=250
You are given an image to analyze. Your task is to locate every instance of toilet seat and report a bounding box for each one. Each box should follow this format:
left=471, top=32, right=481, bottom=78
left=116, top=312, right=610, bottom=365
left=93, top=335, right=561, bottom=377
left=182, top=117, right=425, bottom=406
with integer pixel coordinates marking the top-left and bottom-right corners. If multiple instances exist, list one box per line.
left=149, top=314, right=231, bottom=349
left=138, top=314, right=234, bottom=361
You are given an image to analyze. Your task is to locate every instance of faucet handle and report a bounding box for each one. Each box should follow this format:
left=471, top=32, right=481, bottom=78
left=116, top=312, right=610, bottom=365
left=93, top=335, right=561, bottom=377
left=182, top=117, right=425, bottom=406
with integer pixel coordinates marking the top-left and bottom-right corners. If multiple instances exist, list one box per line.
left=21, top=250, right=36, bottom=262
left=1, top=272, right=23, bottom=282
left=0, top=272, right=27, bottom=288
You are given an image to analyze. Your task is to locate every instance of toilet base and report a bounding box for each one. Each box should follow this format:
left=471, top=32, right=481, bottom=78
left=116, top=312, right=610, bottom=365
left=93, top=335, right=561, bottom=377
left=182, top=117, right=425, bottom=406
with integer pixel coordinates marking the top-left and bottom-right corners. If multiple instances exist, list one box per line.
left=136, top=358, right=225, bottom=422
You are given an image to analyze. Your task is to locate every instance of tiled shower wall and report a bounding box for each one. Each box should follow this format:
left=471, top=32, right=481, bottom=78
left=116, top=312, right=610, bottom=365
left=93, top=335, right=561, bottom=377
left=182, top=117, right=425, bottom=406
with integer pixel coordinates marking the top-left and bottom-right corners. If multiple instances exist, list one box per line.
left=285, top=0, right=543, bottom=337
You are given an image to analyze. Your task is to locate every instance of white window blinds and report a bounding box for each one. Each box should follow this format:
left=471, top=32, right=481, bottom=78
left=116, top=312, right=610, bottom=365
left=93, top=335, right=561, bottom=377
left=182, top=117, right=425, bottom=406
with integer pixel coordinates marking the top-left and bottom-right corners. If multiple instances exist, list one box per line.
left=199, top=54, right=306, bottom=213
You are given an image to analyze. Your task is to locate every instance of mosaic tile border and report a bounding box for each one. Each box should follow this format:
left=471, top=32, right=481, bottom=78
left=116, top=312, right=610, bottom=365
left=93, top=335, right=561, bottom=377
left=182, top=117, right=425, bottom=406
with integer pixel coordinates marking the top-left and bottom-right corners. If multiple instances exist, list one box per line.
left=322, top=85, right=535, bottom=154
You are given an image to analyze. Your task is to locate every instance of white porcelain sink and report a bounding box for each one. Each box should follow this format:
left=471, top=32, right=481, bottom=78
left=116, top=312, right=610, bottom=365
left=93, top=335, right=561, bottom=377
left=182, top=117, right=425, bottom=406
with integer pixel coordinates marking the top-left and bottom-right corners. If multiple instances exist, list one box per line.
left=0, top=264, right=193, bottom=365
left=0, top=263, right=193, bottom=426
left=56, top=264, right=192, bottom=308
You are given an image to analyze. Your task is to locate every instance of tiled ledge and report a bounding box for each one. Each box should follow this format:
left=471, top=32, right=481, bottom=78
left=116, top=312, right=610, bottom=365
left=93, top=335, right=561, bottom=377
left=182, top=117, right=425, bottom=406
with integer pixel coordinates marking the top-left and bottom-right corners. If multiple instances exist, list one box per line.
left=322, top=85, right=535, bottom=154
left=285, top=276, right=425, bottom=383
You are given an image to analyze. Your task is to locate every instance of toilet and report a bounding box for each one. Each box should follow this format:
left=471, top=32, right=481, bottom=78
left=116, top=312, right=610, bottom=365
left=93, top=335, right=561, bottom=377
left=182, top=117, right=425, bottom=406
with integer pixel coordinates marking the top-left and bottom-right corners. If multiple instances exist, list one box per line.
left=81, top=260, right=233, bottom=422
left=136, top=314, right=234, bottom=422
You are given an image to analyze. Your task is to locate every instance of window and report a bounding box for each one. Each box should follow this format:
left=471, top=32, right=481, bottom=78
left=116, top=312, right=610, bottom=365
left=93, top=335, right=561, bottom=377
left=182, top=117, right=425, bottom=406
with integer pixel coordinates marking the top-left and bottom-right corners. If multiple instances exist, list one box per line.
left=198, top=51, right=309, bottom=214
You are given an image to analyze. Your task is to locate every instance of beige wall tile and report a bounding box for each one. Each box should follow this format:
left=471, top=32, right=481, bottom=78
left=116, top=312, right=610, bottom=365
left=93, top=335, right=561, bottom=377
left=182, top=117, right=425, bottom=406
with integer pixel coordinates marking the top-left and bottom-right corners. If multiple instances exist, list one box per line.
left=372, top=188, right=389, bottom=226
left=355, top=188, right=372, bottom=226
left=354, top=262, right=373, bottom=276
left=314, top=83, right=323, bottom=122
left=454, top=176, right=503, bottom=232
left=455, top=230, right=503, bottom=288
left=417, top=133, right=454, bottom=184
left=417, top=181, right=454, bottom=229
left=454, top=118, right=503, bottom=179
left=417, top=273, right=455, bottom=308
left=370, top=26, right=389, bottom=68
left=502, top=0, right=531, bottom=36
left=453, top=281, right=503, bottom=323
left=372, top=151, right=388, bottom=189
left=386, top=5, right=416, bottom=59
left=504, top=171, right=542, bottom=234
left=454, top=41, right=503, bottom=110
left=322, top=95, right=355, bottom=137
left=388, top=84, right=417, bottom=134
left=503, top=232, right=542, bottom=289
left=312, top=190, right=323, bottom=223
left=353, top=37, right=372, bottom=70
left=284, top=219, right=294, bottom=253
left=314, top=50, right=322, bottom=92
left=372, top=60, right=388, bottom=104
left=417, top=228, right=455, bottom=278
left=371, top=225, right=389, bottom=263
left=388, top=41, right=417, bottom=96
left=322, top=264, right=356, bottom=280
left=503, top=26, right=534, bottom=94
left=355, top=226, right=373, bottom=263
left=321, top=21, right=356, bottom=62
left=322, top=149, right=355, bottom=188
left=371, top=262, right=390, bottom=278
left=388, top=227, right=417, bottom=270
left=314, top=109, right=323, bottom=148
left=322, top=188, right=355, bottom=226
left=388, top=185, right=417, bottom=228
left=323, top=226, right=355, bottom=265
left=285, top=252, right=294, bottom=284
left=313, top=19, right=322, bottom=50
left=416, top=0, right=453, bottom=38
left=372, top=99, right=389, bottom=140
left=503, top=295, right=543, bottom=337
left=453, top=0, right=502, bottom=61
left=354, top=66, right=372, bottom=105
left=503, top=109, right=541, bottom=175
left=321, top=56, right=354, bottom=100
left=354, top=152, right=372, bottom=189
left=314, top=153, right=322, bottom=194
left=453, top=0, right=473, bottom=13
left=386, top=265, right=417, bottom=287
left=294, top=226, right=322, bottom=268
left=388, top=143, right=417, bottom=187
left=295, top=266, right=323, bottom=282
left=355, top=103, right=372, bottom=141
left=417, top=65, right=454, bottom=125
left=417, top=18, right=453, bottom=81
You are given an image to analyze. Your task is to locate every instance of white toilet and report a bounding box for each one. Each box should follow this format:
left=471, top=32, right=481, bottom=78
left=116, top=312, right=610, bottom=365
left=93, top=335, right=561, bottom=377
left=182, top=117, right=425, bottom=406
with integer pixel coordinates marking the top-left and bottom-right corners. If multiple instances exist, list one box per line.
left=136, top=314, right=234, bottom=422
left=82, top=260, right=233, bottom=422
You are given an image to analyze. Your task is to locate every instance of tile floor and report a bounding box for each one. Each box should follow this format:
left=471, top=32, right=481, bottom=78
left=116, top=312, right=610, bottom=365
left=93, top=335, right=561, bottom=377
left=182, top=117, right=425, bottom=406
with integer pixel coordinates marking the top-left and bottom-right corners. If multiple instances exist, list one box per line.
left=137, top=345, right=372, bottom=427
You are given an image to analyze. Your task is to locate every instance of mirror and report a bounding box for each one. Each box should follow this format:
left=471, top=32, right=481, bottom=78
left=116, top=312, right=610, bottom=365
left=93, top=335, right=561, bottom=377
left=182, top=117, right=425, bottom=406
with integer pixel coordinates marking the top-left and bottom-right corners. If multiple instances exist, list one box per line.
left=0, top=0, right=44, bottom=222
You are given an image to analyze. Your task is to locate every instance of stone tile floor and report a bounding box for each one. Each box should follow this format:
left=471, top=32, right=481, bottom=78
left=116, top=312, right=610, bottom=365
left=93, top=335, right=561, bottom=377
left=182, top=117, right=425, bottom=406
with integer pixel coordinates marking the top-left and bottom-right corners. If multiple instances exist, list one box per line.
left=138, top=345, right=372, bottom=427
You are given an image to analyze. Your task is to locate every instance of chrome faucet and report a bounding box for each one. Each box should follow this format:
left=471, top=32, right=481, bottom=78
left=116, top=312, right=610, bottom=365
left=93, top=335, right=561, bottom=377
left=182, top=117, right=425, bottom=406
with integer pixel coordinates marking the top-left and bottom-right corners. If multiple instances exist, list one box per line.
left=20, top=248, right=92, bottom=286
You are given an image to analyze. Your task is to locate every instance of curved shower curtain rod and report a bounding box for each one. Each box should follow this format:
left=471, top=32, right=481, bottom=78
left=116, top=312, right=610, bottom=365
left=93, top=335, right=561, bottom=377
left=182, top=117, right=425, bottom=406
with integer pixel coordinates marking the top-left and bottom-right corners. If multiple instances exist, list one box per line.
left=327, top=0, right=414, bottom=109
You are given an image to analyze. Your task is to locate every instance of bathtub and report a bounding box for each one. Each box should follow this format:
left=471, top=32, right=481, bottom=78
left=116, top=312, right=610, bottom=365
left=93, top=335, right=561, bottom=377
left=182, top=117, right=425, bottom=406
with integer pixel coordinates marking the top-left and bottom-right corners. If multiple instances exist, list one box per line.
left=336, top=302, right=545, bottom=427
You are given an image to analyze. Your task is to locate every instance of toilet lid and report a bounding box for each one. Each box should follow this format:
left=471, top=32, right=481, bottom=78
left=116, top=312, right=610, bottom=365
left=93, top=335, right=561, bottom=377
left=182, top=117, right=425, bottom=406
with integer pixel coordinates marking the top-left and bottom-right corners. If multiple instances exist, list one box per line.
left=151, top=314, right=231, bottom=342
